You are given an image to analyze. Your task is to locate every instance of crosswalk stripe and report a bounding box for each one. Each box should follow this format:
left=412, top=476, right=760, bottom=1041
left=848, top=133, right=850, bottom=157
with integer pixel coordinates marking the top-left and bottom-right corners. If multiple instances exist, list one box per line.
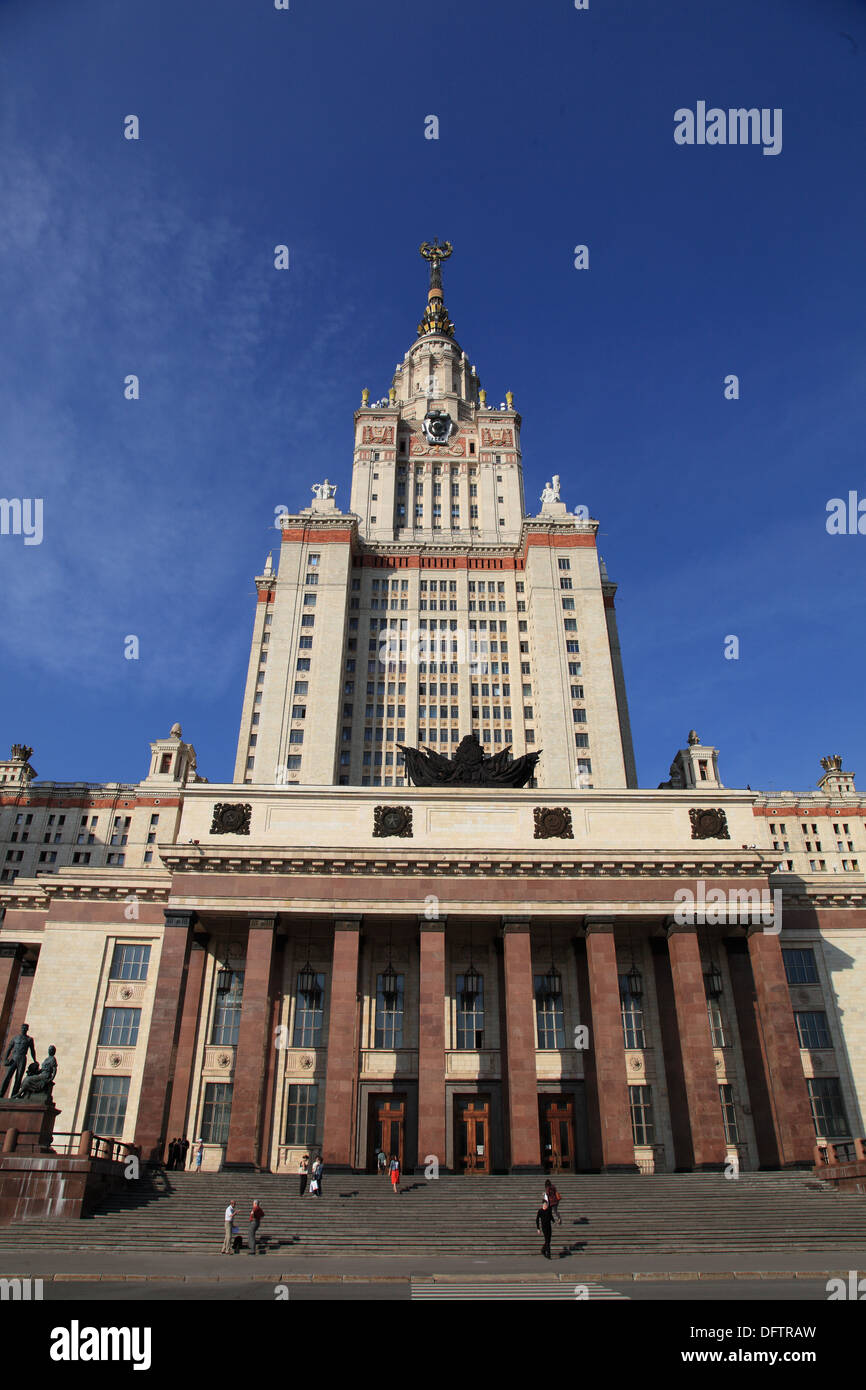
left=410, top=1281, right=629, bottom=1300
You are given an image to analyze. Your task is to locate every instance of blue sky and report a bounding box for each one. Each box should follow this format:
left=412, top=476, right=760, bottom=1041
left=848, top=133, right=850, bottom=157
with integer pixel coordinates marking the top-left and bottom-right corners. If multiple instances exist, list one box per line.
left=1, top=0, right=864, bottom=792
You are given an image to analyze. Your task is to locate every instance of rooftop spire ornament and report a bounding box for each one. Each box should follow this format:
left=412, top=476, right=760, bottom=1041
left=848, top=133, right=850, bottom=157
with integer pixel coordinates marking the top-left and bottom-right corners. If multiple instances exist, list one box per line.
left=418, top=240, right=455, bottom=338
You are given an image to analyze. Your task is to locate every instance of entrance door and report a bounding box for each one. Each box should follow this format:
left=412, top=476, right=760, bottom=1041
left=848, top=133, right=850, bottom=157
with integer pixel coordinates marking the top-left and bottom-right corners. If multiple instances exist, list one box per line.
left=368, top=1095, right=405, bottom=1172
left=539, top=1096, right=575, bottom=1173
left=455, top=1096, right=491, bottom=1174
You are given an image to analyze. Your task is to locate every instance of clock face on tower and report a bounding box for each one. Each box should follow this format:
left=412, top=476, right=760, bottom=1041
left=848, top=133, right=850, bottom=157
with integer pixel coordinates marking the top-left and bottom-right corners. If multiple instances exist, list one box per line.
left=421, top=409, right=456, bottom=446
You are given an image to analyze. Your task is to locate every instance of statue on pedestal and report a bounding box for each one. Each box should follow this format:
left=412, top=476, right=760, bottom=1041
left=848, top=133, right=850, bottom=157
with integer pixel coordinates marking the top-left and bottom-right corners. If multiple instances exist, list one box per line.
left=15, top=1045, right=57, bottom=1100
left=540, top=476, right=562, bottom=507
left=0, top=1023, right=36, bottom=1098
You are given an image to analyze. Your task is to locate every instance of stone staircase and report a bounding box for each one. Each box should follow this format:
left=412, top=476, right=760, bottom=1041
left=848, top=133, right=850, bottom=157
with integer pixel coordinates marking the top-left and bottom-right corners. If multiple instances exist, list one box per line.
left=1, top=1171, right=865, bottom=1257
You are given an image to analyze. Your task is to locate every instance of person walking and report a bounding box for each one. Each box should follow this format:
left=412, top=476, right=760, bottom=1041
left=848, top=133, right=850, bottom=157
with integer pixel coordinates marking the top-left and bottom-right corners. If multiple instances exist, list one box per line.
left=248, top=1198, right=264, bottom=1255
left=310, top=1154, right=323, bottom=1198
left=298, top=1153, right=309, bottom=1196
left=536, top=1199, right=554, bottom=1259
left=544, top=1178, right=562, bottom=1225
left=377, top=1147, right=387, bottom=1177
left=193, top=1138, right=204, bottom=1173
left=221, top=1199, right=237, bottom=1255
left=389, top=1153, right=400, bottom=1195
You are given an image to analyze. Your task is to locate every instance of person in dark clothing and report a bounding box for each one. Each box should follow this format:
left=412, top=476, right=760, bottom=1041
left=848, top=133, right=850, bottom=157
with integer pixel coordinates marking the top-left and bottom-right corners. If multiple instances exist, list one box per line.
left=536, top=1200, right=554, bottom=1259
left=166, top=1139, right=177, bottom=1170
left=298, top=1153, right=309, bottom=1196
left=180, top=1137, right=190, bottom=1170
left=544, top=1178, right=562, bottom=1225
left=249, top=1199, right=264, bottom=1255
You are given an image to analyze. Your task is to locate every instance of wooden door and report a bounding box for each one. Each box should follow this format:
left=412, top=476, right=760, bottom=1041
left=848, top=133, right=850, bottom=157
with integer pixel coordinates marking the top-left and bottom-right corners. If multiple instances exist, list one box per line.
left=539, top=1095, right=575, bottom=1173
left=455, top=1096, right=491, bottom=1174
left=368, top=1095, right=405, bottom=1171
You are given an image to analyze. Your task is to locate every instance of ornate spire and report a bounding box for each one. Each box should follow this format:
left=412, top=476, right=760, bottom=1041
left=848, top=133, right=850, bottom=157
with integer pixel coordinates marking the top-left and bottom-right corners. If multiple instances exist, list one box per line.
left=417, top=239, right=455, bottom=338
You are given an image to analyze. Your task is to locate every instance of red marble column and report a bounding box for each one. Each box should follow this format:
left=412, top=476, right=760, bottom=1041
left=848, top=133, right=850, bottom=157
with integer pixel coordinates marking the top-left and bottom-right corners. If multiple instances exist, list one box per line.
left=666, top=926, right=728, bottom=1169
left=322, top=918, right=361, bottom=1170
left=135, top=910, right=196, bottom=1163
left=164, top=936, right=209, bottom=1161
left=8, top=961, right=36, bottom=1039
left=501, top=921, right=542, bottom=1171
left=417, top=921, right=446, bottom=1172
left=584, top=921, right=638, bottom=1171
left=224, top=918, right=277, bottom=1170
left=747, top=929, right=815, bottom=1167
left=0, top=946, right=25, bottom=1054
left=725, top=937, right=780, bottom=1167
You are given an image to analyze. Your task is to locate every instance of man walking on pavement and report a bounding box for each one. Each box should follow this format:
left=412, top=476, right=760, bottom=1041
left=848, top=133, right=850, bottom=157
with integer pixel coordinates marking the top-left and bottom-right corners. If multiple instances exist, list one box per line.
left=221, top=1199, right=237, bottom=1255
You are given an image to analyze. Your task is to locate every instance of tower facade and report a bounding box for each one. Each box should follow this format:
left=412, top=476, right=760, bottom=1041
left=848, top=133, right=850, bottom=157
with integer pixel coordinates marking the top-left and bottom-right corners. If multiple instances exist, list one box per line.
left=234, top=244, right=637, bottom=791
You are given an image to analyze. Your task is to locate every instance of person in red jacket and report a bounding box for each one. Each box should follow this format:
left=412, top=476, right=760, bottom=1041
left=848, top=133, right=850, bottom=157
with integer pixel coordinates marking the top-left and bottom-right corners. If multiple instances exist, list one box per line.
left=248, top=1199, right=265, bottom=1255
left=543, top=1179, right=562, bottom=1225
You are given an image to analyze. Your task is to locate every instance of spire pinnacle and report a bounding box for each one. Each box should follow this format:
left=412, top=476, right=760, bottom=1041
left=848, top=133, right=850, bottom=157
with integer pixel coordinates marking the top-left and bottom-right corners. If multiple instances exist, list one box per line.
left=418, top=240, right=455, bottom=338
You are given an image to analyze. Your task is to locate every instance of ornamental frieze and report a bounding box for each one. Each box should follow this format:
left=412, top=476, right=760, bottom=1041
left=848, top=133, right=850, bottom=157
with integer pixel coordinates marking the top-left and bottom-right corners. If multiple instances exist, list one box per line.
left=362, top=425, right=394, bottom=444
left=689, top=808, right=730, bottom=840
left=373, top=805, right=413, bottom=838
left=533, top=807, right=574, bottom=839
left=210, top=802, right=252, bottom=835
left=481, top=428, right=514, bottom=447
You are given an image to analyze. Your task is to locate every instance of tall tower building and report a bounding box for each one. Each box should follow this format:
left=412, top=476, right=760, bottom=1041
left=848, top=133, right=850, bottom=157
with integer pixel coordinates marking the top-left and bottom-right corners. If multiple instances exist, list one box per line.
left=234, top=243, right=637, bottom=791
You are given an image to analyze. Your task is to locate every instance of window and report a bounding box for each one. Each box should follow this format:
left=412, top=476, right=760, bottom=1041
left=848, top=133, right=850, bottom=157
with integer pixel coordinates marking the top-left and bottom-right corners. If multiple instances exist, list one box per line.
left=293, top=973, right=325, bottom=1047
left=807, top=1078, right=849, bottom=1137
left=294, top=681, right=308, bottom=695
left=308, top=554, right=320, bottom=566
left=99, top=1008, right=141, bottom=1047
left=782, top=948, right=819, bottom=985
left=619, top=973, right=645, bottom=1048
left=201, top=1082, right=233, bottom=1144
left=109, top=943, right=151, bottom=981
left=629, top=1086, right=654, bottom=1145
left=719, top=1085, right=739, bottom=1144
left=211, top=970, right=245, bottom=1046
left=291, top=705, right=306, bottom=719
left=289, top=730, right=304, bottom=744
left=795, top=1011, right=832, bottom=1049
left=534, top=977, right=565, bottom=1048
left=285, top=1084, right=319, bottom=1145
left=456, top=973, right=484, bottom=1049
left=85, top=1075, right=130, bottom=1138
left=558, top=558, right=571, bottom=570
left=374, top=972, right=404, bottom=1048
left=707, top=996, right=726, bottom=1048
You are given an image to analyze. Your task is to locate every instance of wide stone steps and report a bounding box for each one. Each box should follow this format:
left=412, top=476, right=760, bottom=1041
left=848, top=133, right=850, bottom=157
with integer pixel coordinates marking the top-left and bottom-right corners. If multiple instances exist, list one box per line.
left=1, top=1172, right=864, bottom=1256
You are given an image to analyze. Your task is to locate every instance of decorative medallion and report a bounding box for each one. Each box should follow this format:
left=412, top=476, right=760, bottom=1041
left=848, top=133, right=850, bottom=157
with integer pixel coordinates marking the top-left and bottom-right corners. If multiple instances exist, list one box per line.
left=373, top=805, right=413, bottom=838
left=119, top=986, right=134, bottom=1000
left=533, top=806, right=574, bottom=840
left=109, top=1054, right=123, bottom=1068
left=217, top=1052, right=232, bottom=1069
left=628, top=1055, right=643, bottom=1071
left=689, top=807, right=730, bottom=840
left=421, top=410, right=456, bottom=446
left=210, top=802, right=252, bottom=835
left=300, top=1054, right=315, bottom=1070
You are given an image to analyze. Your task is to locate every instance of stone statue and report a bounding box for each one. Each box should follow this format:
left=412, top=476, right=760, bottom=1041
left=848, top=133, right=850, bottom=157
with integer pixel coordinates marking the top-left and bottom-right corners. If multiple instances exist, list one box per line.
left=14, top=1045, right=57, bottom=1100
left=398, top=733, right=540, bottom=789
left=540, top=477, right=561, bottom=506
left=0, top=1023, right=36, bottom=1098
left=312, top=480, right=337, bottom=501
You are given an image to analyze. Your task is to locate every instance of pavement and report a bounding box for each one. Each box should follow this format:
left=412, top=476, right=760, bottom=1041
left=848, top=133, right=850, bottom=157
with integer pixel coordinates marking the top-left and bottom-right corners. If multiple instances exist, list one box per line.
left=0, top=1247, right=864, bottom=1283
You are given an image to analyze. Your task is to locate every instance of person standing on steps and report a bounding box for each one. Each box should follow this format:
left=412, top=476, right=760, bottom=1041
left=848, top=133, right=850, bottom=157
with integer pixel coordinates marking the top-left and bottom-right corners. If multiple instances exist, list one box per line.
left=311, top=1153, right=323, bottom=1198
left=298, top=1153, right=309, bottom=1196
left=536, top=1199, right=553, bottom=1260
left=377, top=1147, right=387, bottom=1177
left=249, top=1198, right=264, bottom=1255
left=544, top=1179, right=562, bottom=1225
left=389, top=1152, right=400, bottom=1194
left=180, top=1136, right=190, bottom=1170
left=221, top=1199, right=237, bottom=1255
left=193, top=1138, right=204, bottom=1173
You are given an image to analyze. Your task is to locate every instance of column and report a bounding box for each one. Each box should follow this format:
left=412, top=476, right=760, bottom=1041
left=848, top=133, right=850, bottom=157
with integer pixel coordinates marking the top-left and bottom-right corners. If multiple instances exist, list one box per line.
left=417, top=919, right=446, bottom=1173
left=725, top=937, right=779, bottom=1167
left=0, top=946, right=25, bottom=1051
left=501, top=920, right=541, bottom=1171
left=224, top=917, right=277, bottom=1170
left=321, top=918, right=361, bottom=1171
left=666, top=925, right=728, bottom=1169
left=584, top=921, right=638, bottom=1171
left=747, top=929, right=815, bottom=1167
left=135, top=910, right=196, bottom=1164
left=164, top=935, right=209, bottom=1158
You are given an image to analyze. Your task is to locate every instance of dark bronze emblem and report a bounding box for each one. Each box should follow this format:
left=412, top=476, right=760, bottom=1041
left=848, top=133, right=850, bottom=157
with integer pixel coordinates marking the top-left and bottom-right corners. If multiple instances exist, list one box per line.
left=373, top=805, right=413, bottom=838
left=533, top=807, right=574, bottom=840
left=689, top=807, right=730, bottom=840
left=399, top=733, right=539, bottom=788
left=210, top=802, right=252, bottom=835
